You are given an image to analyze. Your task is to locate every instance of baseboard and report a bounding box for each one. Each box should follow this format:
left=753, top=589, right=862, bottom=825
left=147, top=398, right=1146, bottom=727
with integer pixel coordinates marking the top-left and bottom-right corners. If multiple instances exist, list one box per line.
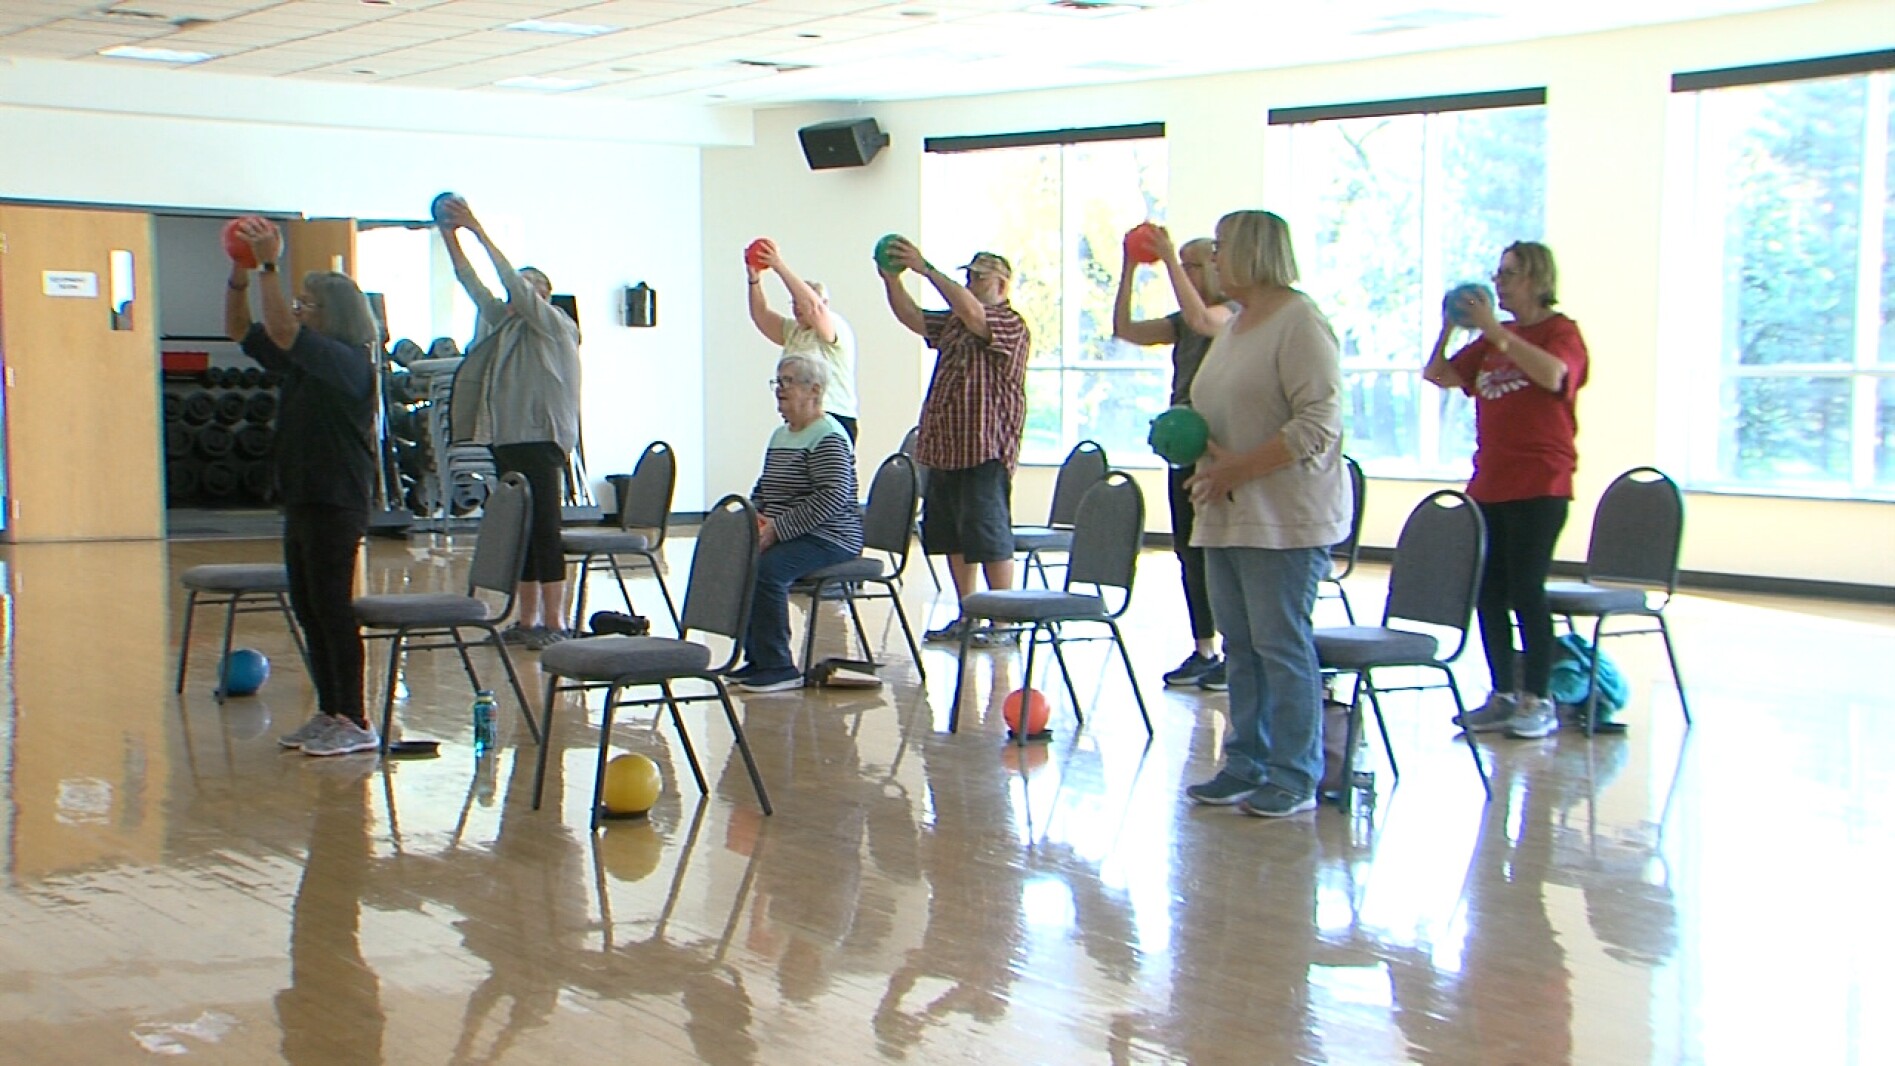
left=1143, top=533, right=1892, bottom=605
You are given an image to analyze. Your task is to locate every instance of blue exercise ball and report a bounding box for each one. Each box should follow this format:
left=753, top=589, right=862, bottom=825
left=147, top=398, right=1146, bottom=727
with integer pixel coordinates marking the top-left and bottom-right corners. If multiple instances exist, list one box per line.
left=1443, top=282, right=1491, bottom=328
left=430, top=191, right=463, bottom=224
left=220, top=648, right=270, bottom=697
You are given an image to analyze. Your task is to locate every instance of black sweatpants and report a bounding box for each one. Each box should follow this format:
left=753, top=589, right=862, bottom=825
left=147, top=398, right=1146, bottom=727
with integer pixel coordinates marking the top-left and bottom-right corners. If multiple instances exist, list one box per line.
left=1168, top=465, right=1215, bottom=641
left=283, top=504, right=369, bottom=724
left=491, top=441, right=570, bottom=584
left=1474, top=496, right=1570, bottom=698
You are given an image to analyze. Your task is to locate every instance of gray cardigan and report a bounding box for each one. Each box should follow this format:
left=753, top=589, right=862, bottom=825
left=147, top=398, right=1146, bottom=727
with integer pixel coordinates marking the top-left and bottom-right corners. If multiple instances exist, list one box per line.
left=448, top=260, right=582, bottom=451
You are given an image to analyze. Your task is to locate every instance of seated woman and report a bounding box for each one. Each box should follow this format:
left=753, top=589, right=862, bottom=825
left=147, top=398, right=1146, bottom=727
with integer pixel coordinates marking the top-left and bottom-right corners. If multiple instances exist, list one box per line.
left=734, top=354, right=864, bottom=693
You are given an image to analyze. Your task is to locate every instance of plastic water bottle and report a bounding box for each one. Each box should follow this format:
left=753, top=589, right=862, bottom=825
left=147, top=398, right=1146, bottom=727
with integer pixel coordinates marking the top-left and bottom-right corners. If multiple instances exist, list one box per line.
left=472, top=689, right=497, bottom=753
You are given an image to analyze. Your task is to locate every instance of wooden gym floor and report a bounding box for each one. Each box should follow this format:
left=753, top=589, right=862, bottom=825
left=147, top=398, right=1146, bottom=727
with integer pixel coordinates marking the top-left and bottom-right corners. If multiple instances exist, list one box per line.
left=0, top=532, right=1889, bottom=1064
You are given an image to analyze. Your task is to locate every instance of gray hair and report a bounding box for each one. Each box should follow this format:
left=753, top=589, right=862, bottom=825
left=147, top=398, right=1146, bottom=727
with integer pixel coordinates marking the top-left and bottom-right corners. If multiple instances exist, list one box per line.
left=302, top=271, right=380, bottom=350
left=1215, top=210, right=1300, bottom=289
left=777, top=353, right=828, bottom=396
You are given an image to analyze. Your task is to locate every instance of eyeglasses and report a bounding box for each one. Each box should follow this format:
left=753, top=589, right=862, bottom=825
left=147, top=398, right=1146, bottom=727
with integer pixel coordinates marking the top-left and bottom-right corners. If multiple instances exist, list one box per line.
left=769, top=376, right=803, bottom=391
left=293, top=297, right=319, bottom=313
left=1492, top=268, right=1525, bottom=281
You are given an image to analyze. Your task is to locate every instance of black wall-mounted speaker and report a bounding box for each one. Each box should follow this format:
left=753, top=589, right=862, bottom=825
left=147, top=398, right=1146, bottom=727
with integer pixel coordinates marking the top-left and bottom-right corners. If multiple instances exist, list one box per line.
left=797, top=118, right=889, bottom=170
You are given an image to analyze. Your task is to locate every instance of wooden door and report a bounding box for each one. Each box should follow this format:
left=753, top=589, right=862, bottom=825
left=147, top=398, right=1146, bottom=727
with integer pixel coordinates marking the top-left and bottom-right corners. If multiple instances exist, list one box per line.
left=285, top=218, right=356, bottom=283
left=0, top=205, right=161, bottom=541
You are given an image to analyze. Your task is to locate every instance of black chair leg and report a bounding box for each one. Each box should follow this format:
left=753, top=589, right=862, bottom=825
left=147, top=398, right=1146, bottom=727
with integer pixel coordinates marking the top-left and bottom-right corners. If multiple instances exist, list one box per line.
left=212, top=598, right=241, bottom=704
left=887, top=586, right=927, bottom=681
left=1105, top=620, right=1152, bottom=735
left=1045, top=632, right=1084, bottom=727
left=175, top=592, right=200, bottom=693
left=659, top=681, right=709, bottom=795
left=276, top=593, right=313, bottom=675
left=588, top=690, right=620, bottom=830
left=711, top=680, right=773, bottom=815
left=1440, top=670, right=1490, bottom=798
left=1656, top=614, right=1690, bottom=725
left=532, top=675, right=561, bottom=809
left=489, top=630, right=540, bottom=744
left=947, top=624, right=975, bottom=733
left=378, top=629, right=406, bottom=753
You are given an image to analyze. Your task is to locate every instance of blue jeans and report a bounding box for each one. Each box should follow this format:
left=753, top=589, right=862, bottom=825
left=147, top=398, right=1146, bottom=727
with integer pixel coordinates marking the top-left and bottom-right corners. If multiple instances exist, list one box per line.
left=1205, top=546, right=1328, bottom=796
left=744, top=535, right=857, bottom=671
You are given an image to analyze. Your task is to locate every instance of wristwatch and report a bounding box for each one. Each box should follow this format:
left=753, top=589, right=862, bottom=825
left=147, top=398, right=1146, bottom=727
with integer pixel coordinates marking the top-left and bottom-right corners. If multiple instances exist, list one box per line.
left=259, top=261, right=278, bottom=273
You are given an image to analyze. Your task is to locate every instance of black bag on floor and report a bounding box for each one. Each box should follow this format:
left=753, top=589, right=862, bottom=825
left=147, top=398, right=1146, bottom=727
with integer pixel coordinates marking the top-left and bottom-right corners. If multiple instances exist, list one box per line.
left=589, top=610, right=651, bottom=637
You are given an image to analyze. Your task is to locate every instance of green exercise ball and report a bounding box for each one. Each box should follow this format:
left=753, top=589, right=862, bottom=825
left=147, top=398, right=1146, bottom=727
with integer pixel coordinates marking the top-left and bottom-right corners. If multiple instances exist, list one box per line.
left=874, top=233, right=907, bottom=274
left=1148, top=405, right=1210, bottom=466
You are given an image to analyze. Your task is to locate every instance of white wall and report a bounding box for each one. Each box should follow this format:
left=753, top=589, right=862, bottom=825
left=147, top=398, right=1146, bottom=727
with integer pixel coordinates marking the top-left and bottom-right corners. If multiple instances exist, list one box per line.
left=701, top=0, right=1895, bottom=587
left=1, top=58, right=737, bottom=510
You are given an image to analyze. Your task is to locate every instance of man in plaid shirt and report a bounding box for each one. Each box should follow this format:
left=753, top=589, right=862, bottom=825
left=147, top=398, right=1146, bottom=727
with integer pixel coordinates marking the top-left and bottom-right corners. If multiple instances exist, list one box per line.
left=878, top=238, right=1032, bottom=643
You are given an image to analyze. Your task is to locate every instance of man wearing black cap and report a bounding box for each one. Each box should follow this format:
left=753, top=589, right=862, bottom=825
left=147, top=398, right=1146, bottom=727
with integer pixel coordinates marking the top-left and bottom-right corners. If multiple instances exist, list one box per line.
left=877, top=238, right=1031, bottom=644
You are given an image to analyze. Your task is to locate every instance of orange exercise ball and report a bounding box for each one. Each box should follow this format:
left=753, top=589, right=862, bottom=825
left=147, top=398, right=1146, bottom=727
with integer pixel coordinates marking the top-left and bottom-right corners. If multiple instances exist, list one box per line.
left=1002, top=687, right=1051, bottom=735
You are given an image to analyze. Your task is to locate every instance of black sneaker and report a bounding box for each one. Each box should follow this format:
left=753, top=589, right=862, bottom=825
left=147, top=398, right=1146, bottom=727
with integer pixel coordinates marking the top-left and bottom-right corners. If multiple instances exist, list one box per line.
left=498, top=622, right=537, bottom=646
left=1163, top=652, right=1221, bottom=688
left=1196, top=662, right=1228, bottom=691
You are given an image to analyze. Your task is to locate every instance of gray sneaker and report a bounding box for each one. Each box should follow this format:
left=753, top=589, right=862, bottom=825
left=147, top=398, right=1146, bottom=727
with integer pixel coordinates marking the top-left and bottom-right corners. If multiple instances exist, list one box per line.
left=1238, top=784, right=1318, bottom=819
left=278, top=714, right=338, bottom=750
left=303, top=717, right=381, bottom=756
left=498, top=622, right=538, bottom=646
left=1184, top=771, right=1258, bottom=806
left=527, top=626, right=574, bottom=651
left=1456, top=691, right=1519, bottom=733
left=1505, top=695, right=1560, bottom=739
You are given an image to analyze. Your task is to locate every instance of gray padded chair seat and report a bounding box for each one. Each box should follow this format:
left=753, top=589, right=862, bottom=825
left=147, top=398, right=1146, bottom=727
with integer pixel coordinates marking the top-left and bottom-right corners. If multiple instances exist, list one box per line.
left=181, top=563, right=290, bottom=592
left=1545, top=581, right=1649, bottom=614
left=961, top=589, right=1105, bottom=622
left=539, top=635, right=712, bottom=683
left=562, top=528, right=653, bottom=553
left=798, top=556, right=887, bottom=583
left=1314, top=626, right=1440, bottom=670
left=1011, top=526, right=1073, bottom=552
left=353, top=593, right=497, bottom=627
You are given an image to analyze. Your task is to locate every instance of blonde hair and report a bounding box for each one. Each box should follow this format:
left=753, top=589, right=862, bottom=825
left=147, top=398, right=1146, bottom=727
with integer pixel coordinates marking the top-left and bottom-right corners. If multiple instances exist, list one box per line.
left=1505, top=241, right=1559, bottom=308
left=1215, top=210, right=1300, bottom=289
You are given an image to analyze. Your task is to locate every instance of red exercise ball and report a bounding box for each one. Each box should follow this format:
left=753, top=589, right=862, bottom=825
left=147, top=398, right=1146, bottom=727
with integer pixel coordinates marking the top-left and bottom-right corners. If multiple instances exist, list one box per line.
left=1124, top=222, right=1164, bottom=265
left=1002, top=687, right=1051, bottom=735
left=221, top=217, right=263, bottom=269
left=745, top=238, right=772, bottom=271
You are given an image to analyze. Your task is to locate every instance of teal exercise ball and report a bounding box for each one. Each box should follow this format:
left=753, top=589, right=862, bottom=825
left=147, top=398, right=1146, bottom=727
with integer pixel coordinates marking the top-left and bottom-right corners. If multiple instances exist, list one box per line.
left=1443, top=282, right=1490, bottom=328
left=1148, top=405, right=1210, bottom=467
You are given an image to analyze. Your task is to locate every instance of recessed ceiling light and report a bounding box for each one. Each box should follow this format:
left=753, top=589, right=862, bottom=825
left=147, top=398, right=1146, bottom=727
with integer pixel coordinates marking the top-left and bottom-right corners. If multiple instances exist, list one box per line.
left=1037, top=0, right=1144, bottom=16
left=796, top=32, right=821, bottom=38
left=900, top=8, right=936, bottom=16
left=735, top=58, right=814, bottom=73
left=504, top=19, right=617, bottom=37
left=99, top=44, right=214, bottom=63
left=495, top=75, right=595, bottom=91
left=351, top=68, right=378, bottom=75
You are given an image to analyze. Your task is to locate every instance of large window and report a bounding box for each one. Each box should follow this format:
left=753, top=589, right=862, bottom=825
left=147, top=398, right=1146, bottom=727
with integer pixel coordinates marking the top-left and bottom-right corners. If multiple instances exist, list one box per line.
left=1670, top=53, right=1895, bottom=500
left=921, top=126, right=1170, bottom=466
left=1271, top=92, right=1548, bottom=479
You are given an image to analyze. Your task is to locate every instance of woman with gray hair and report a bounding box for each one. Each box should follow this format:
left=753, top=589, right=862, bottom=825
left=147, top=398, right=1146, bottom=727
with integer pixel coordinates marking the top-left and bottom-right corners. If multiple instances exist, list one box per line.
left=733, top=354, right=864, bottom=693
left=1183, top=209, right=1352, bottom=818
left=223, top=218, right=381, bottom=757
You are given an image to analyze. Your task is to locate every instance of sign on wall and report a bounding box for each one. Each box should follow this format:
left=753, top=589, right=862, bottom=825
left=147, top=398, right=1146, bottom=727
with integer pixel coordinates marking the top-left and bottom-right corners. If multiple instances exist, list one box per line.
left=42, top=271, right=99, bottom=298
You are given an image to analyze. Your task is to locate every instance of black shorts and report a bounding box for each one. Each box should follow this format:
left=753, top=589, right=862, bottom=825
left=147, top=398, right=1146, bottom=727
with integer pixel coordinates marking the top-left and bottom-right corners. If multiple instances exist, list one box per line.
left=921, top=459, right=1014, bottom=563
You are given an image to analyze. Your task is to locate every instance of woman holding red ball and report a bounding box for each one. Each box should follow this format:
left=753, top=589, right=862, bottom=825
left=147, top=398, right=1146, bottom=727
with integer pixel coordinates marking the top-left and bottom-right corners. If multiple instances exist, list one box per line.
left=221, top=217, right=382, bottom=757
left=745, top=237, right=859, bottom=441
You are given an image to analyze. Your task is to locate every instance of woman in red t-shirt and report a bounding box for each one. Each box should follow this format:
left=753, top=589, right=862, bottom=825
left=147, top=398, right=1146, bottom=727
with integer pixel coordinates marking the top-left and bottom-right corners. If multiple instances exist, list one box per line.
left=1422, top=242, right=1589, bottom=740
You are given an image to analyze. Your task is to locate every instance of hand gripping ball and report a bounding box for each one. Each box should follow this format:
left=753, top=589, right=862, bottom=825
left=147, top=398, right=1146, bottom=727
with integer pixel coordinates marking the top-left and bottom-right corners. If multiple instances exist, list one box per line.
left=873, top=233, right=907, bottom=274
left=1443, top=282, right=1491, bottom=328
left=745, top=238, right=772, bottom=271
left=1124, top=222, right=1164, bottom=265
left=1147, top=405, right=1210, bottom=467
left=220, top=217, right=268, bottom=269
left=429, top=191, right=463, bottom=225
left=601, top=752, right=663, bottom=818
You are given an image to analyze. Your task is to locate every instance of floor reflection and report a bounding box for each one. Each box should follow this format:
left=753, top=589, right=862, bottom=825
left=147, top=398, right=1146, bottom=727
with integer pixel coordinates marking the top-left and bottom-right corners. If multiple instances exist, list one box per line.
left=0, top=534, right=1888, bottom=1062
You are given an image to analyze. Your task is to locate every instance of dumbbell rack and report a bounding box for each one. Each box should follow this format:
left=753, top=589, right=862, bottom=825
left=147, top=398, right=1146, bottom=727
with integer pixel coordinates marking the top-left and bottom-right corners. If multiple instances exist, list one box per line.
left=162, top=365, right=280, bottom=508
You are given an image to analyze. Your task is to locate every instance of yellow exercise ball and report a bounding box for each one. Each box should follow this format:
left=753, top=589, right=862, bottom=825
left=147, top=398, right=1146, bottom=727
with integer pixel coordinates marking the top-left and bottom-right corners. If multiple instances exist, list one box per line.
left=599, top=821, right=664, bottom=882
left=601, top=752, right=663, bottom=818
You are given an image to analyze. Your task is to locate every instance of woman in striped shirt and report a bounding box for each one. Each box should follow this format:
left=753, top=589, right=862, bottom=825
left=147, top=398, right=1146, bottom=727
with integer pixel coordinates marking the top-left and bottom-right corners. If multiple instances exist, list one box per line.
left=733, top=354, right=865, bottom=692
